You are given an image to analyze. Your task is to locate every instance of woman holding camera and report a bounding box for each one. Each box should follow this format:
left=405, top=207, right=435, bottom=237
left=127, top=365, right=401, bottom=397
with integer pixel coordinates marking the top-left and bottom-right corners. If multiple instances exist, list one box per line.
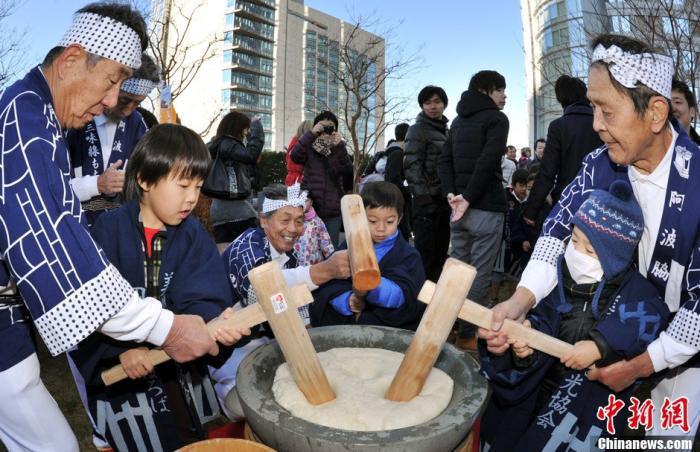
left=208, top=111, right=264, bottom=249
left=290, top=111, right=353, bottom=247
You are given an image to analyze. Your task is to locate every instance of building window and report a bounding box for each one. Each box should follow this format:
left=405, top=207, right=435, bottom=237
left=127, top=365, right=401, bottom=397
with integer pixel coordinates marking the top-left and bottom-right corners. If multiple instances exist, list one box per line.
left=235, top=0, right=275, bottom=21
left=228, top=51, right=273, bottom=74
left=234, top=15, right=274, bottom=40
left=233, top=34, right=274, bottom=57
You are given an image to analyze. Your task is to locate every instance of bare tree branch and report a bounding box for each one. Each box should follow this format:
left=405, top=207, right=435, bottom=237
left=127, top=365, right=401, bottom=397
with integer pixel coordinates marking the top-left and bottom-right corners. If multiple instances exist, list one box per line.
left=148, top=1, right=222, bottom=113
left=0, top=0, right=27, bottom=88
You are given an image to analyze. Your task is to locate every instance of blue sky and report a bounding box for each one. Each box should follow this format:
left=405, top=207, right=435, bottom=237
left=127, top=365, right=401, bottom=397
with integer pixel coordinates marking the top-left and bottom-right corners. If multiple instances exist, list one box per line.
left=6, top=0, right=531, bottom=148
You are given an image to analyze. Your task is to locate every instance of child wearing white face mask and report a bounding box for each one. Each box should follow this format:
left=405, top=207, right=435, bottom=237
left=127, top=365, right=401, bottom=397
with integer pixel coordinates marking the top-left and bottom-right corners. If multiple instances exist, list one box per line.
left=478, top=181, right=671, bottom=452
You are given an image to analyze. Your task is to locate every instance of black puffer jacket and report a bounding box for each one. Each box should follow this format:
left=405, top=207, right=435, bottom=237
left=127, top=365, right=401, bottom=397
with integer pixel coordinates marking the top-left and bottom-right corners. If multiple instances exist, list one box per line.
left=438, top=90, right=509, bottom=212
left=403, top=112, right=449, bottom=205
left=524, top=102, right=603, bottom=221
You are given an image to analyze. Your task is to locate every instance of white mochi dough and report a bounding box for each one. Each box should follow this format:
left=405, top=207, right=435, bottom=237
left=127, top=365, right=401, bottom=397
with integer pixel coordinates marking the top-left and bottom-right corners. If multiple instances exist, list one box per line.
left=272, top=347, right=454, bottom=431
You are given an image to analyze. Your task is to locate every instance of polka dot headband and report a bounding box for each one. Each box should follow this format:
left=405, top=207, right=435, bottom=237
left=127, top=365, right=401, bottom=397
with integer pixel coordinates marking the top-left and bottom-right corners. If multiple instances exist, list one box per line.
left=58, top=12, right=142, bottom=69
left=592, top=44, right=673, bottom=99
left=121, top=77, right=158, bottom=96
left=262, top=183, right=308, bottom=214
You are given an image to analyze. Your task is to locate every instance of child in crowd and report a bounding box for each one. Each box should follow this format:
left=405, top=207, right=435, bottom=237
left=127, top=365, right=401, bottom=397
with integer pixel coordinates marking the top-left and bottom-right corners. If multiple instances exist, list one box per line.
left=294, top=198, right=335, bottom=324
left=508, top=169, right=537, bottom=276
left=479, top=181, right=670, bottom=451
left=69, top=124, right=249, bottom=451
left=311, top=181, right=426, bottom=330
left=488, top=170, right=531, bottom=307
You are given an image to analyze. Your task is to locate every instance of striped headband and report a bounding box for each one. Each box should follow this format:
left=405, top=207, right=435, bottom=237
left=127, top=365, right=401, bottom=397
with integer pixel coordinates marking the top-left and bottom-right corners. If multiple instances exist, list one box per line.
left=58, top=12, right=142, bottom=69
left=262, top=183, right=308, bottom=214
left=592, top=44, right=673, bottom=99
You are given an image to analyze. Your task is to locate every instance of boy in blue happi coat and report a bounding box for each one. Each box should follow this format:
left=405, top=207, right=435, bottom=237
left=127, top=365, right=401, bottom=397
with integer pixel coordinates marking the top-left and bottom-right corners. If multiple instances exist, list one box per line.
left=69, top=124, right=249, bottom=452
left=479, top=181, right=671, bottom=451
left=311, top=181, right=426, bottom=330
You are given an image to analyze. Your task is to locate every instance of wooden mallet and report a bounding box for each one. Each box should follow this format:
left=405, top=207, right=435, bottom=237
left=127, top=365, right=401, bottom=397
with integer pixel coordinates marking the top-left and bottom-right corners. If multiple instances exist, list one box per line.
left=385, top=258, right=478, bottom=402
left=101, top=283, right=314, bottom=386
left=418, top=281, right=573, bottom=358
left=248, top=261, right=336, bottom=405
left=340, top=193, right=381, bottom=292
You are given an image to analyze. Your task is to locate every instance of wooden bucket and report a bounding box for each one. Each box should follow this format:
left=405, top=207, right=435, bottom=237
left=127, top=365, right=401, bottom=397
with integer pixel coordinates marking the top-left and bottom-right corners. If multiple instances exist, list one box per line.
left=178, top=438, right=275, bottom=452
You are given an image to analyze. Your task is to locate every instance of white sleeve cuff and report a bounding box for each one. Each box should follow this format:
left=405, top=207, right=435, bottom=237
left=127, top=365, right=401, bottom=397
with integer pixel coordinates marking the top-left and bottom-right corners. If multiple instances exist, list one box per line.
left=282, top=266, right=318, bottom=291
left=70, top=175, right=100, bottom=202
left=518, top=259, right=558, bottom=305
left=647, top=331, right=699, bottom=372
left=98, top=293, right=174, bottom=346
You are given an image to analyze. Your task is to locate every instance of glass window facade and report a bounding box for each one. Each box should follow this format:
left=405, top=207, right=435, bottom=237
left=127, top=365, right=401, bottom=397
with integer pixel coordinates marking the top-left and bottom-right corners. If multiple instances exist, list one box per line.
left=228, top=52, right=273, bottom=74
left=235, top=0, right=275, bottom=22
left=227, top=71, right=273, bottom=93
left=303, top=30, right=377, bottom=141
left=232, top=34, right=273, bottom=57
left=234, top=15, right=274, bottom=40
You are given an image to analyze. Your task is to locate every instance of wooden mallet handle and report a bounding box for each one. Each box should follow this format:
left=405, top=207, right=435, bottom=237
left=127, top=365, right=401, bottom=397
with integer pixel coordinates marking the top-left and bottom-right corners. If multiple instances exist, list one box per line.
left=340, top=194, right=381, bottom=291
left=101, top=284, right=313, bottom=386
left=385, top=258, right=478, bottom=401
left=418, top=281, right=573, bottom=358
left=249, top=261, right=335, bottom=405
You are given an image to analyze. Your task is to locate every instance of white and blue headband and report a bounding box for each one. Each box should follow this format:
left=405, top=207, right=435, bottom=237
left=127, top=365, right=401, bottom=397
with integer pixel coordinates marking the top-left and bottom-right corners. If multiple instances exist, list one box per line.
left=121, top=77, right=157, bottom=96
left=262, top=184, right=308, bottom=214
left=58, top=12, right=142, bottom=69
left=591, top=43, right=673, bottom=99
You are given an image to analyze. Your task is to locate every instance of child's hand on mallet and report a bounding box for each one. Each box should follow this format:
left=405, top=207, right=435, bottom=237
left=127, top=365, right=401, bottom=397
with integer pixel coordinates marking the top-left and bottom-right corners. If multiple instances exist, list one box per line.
left=510, top=319, right=534, bottom=359
left=561, top=340, right=601, bottom=370
left=119, top=347, right=154, bottom=379
left=212, top=307, right=251, bottom=346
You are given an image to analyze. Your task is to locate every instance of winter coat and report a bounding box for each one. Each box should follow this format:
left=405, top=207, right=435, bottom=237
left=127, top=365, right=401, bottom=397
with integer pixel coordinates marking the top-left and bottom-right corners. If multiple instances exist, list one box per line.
left=438, top=90, right=509, bottom=213
left=208, top=120, right=264, bottom=226
left=291, top=130, right=353, bottom=218
left=285, top=135, right=304, bottom=186
left=384, top=143, right=407, bottom=194
left=403, top=112, right=449, bottom=206
left=524, top=102, right=602, bottom=222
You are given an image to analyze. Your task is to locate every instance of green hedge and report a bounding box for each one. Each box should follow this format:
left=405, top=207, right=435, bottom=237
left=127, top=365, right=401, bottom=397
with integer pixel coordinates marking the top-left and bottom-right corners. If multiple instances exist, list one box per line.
left=256, top=151, right=287, bottom=188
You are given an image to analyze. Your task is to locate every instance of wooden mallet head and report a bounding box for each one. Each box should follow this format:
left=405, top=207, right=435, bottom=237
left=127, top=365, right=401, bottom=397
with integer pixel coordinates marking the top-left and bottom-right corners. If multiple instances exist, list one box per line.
left=340, top=194, right=381, bottom=292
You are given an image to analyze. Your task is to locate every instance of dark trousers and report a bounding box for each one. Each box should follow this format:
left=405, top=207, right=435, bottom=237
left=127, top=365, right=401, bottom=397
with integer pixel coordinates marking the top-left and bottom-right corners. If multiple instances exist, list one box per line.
left=412, top=199, right=450, bottom=282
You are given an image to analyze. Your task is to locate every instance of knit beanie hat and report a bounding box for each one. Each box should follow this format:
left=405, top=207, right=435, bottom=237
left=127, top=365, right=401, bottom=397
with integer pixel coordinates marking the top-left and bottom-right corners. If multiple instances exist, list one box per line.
left=571, top=180, right=643, bottom=279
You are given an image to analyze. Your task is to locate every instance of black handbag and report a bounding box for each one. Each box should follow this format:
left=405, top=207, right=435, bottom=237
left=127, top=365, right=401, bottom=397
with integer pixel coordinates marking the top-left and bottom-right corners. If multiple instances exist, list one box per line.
left=202, top=139, right=251, bottom=200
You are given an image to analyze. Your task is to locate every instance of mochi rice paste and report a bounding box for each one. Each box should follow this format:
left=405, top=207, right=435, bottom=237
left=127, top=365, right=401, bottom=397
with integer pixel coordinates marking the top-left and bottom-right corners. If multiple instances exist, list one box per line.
left=272, top=347, right=454, bottom=431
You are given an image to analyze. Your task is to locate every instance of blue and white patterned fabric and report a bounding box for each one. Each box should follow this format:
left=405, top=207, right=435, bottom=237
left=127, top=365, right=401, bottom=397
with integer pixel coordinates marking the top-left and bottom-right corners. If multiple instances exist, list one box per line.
left=67, top=111, right=148, bottom=178
left=530, top=121, right=700, bottom=359
left=222, top=227, right=297, bottom=308
left=0, top=66, right=135, bottom=368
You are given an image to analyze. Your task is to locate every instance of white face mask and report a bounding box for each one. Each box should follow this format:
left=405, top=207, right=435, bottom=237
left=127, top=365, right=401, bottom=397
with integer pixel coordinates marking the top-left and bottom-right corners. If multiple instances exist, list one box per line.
left=564, top=240, right=604, bottom=284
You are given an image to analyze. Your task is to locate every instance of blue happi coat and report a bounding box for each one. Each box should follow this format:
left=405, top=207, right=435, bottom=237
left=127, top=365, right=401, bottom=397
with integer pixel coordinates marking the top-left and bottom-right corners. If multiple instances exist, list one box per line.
left=70, top=199, right=233, bottom=451
left=311, top=231, right=426, bottom=330
left=479, top=262, right=670, bottom=451
left=0, top=66, right=136, bottom=371
left=530, top=121, right=700, bottom=366
left=222, top=227, right=297, bottom=308
left=66, top=111, right=148, bottom=178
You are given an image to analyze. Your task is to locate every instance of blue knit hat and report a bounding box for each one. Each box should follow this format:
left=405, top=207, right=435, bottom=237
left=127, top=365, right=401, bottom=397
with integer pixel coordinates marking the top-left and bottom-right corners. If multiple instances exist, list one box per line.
left=571, top=180, right=644, bottom=279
